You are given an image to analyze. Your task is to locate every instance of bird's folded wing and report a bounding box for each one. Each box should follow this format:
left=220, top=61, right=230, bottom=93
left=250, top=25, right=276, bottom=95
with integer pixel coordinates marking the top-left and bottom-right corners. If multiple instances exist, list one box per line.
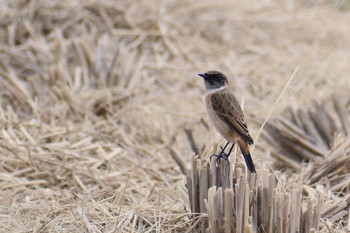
left=211, top=93, right=254, bottom=145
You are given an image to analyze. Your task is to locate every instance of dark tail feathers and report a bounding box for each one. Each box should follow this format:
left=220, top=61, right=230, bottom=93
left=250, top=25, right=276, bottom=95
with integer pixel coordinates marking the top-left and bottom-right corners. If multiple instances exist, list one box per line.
left=242, top=152, right=256, bottom=173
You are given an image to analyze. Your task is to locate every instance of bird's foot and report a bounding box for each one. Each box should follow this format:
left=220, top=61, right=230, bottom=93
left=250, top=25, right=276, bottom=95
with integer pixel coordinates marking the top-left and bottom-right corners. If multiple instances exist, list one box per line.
left=210, top=152, right=229, bottom=164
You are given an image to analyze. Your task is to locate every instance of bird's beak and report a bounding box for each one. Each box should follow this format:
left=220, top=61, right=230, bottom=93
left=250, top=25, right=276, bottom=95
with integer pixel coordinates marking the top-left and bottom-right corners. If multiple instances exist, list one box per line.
left=198, top=73, right=207, bottom=79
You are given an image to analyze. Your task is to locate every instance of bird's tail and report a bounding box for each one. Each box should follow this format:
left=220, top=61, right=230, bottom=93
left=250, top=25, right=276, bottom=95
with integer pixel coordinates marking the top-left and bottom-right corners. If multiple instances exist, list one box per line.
left=238, top=140, right=256, bottom=173
left=242, top=152, right=256, bottom=173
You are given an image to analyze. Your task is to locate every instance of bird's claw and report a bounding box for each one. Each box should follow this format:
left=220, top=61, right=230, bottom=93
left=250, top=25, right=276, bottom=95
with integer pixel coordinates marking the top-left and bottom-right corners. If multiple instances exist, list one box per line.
left=210, top=152, right=229, bottom=164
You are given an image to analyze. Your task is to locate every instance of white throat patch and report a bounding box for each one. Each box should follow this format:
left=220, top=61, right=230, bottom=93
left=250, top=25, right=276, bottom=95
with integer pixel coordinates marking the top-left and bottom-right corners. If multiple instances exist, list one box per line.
left=205, top=85, right=226, bottom=95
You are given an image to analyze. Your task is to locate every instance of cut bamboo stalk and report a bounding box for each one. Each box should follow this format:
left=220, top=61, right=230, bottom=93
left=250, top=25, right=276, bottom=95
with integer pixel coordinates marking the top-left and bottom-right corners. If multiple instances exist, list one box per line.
left=187, top=156, right=324, bottom=232
left=224, top=189, right=234, bottom=233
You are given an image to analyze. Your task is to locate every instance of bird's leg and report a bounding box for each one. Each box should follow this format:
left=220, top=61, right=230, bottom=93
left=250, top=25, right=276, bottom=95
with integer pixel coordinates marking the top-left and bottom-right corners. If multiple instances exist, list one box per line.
left=210, top=142, right=232, bottom=163
left=225, top=143, right=235, bottom=157
left=217, top=143, right=235, bottom=163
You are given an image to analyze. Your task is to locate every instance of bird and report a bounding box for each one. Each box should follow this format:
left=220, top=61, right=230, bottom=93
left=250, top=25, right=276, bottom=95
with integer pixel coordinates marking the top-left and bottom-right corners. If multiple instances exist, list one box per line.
left=198, top=71, right=256, bottom=173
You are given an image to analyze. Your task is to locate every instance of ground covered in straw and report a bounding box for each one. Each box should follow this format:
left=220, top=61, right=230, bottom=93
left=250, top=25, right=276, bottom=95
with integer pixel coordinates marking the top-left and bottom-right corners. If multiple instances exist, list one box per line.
left=0, top=0, right=349, bottom=232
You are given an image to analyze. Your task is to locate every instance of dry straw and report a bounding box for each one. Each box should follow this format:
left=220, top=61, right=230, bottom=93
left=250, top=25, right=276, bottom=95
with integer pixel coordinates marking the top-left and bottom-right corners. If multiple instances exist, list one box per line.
left=1, top=0, right=350, bottom=232
left=187, top=158, right=323, bottom=233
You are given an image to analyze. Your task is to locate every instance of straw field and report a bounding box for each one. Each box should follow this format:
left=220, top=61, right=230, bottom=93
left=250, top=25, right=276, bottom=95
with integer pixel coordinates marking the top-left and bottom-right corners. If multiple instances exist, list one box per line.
left=1, top=0, right=350, bottom=232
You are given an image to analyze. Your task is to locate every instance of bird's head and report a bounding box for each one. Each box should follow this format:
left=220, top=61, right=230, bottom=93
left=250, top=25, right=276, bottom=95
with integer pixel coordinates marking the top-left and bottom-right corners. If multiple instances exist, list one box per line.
left=198, top=71, right=228, bottom=90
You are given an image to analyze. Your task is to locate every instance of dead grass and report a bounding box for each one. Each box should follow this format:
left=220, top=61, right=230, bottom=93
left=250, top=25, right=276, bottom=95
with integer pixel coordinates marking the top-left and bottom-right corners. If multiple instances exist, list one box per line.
left=0, top=0, right=350, bottom=232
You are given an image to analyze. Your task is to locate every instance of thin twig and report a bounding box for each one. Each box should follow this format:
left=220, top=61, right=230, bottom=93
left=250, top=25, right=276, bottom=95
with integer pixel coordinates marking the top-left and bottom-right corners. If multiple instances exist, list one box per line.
left=184, top=128, right=200, bottom=155
left=253, top=67, right=299, bottom=150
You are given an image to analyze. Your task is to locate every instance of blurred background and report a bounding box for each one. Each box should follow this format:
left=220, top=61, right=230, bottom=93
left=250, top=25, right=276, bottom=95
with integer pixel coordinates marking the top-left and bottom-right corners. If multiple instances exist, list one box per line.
left=0, top=0, right=349, bottom=231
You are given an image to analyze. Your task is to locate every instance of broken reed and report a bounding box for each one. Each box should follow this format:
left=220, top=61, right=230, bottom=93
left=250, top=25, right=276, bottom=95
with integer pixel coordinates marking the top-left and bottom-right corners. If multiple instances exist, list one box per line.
left=263, top=93, right=350, bottom=170
left=187, top=157, right=322, bottom=233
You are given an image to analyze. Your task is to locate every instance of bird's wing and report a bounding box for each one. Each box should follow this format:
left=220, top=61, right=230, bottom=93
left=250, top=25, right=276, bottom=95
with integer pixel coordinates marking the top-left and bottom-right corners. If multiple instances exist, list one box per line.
left=211, top=92, right=254, bottom=145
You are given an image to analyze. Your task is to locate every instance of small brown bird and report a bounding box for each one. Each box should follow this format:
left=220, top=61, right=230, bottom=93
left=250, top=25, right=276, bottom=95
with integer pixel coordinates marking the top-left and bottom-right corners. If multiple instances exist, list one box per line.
left=198, top=71, right=256, bottom=173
